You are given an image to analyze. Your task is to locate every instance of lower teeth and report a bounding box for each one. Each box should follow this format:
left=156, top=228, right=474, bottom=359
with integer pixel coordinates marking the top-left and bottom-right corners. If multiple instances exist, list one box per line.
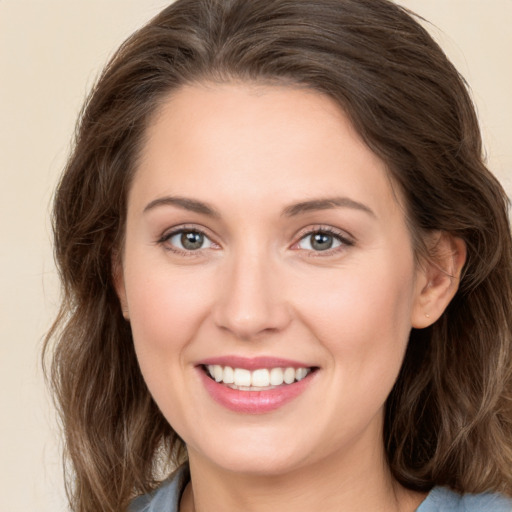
left=227, top=384, right=278, bottom=391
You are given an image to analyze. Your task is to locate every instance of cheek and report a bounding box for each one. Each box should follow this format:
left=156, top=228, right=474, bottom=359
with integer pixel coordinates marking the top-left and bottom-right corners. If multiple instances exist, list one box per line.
left=293, top=255, right=416, bottom=382
left=123, top=261, right=217, bottom=434
left=124, top=260, right=214, bottom=366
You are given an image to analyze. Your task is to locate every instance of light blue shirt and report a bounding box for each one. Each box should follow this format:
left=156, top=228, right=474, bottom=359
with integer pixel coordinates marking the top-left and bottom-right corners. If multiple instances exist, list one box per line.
left=130, top=465, right=512, bottom=511
left=416, top=486, right=512, bottom=511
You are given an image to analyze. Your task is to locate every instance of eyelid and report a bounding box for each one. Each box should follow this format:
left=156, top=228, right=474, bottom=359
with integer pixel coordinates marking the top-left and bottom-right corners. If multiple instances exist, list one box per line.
left=157, top=224, right=220, bottom=255
left=291, top=225, right=355, bottom=254
left=156, top=223, right=354, bottom=256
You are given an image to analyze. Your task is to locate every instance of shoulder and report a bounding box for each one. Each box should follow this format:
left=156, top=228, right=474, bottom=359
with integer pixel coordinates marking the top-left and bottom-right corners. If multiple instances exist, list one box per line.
left=128, top=465, right=190, bottom=512
left=418, top=486, right=512, bottom=511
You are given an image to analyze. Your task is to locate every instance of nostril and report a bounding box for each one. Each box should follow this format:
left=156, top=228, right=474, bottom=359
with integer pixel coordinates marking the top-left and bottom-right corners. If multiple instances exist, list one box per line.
left=213, top=300, right=292, bottom=341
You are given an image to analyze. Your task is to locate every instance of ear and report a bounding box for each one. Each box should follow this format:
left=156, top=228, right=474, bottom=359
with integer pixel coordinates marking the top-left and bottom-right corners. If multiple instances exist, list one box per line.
left=112, top=250, right=130, bottom=321
left=411, top=232, right=466, bottom=329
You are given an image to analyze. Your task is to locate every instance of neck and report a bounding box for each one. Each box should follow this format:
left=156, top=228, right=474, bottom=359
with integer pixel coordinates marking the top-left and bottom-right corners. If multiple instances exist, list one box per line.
left=180, top=438, right=426, bottom=512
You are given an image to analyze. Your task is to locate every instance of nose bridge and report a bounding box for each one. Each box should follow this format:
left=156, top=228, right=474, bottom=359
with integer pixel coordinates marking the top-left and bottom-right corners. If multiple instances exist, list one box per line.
left=213, top=240, right=290, bottom=340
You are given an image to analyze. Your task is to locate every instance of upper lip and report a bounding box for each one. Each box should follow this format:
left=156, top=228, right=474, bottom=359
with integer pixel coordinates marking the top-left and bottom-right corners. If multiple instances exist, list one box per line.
left=197, top=356, right=315, bottom=371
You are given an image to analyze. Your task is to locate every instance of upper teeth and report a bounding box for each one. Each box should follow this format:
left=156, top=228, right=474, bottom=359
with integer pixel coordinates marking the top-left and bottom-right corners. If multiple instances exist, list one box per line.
left=206, top=365, right=311, bottom=388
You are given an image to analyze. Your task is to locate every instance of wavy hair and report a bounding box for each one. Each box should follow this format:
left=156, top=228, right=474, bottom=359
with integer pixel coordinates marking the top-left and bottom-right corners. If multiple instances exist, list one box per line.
left=44, top=0, right=512, bottom=510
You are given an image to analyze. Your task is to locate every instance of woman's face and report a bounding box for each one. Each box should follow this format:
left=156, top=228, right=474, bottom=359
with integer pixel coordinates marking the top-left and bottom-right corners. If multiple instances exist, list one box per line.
left=116, top=83, right=430, bottom=476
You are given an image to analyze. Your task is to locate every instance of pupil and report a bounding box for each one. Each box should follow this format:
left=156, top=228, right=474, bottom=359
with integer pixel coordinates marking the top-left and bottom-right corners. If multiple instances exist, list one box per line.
left=181, top=231, right=203, bottom=250
left=311, top=233, right=333, bottom=251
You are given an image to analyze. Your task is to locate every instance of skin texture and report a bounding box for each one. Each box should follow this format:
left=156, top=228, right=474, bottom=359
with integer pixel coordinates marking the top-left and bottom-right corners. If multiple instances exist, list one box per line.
left=115, top=83, right=465, bottom=511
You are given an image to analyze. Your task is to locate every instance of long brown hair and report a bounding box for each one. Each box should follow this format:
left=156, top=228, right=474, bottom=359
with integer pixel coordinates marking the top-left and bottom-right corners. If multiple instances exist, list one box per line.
left=44, top=0, right=512, bottom=510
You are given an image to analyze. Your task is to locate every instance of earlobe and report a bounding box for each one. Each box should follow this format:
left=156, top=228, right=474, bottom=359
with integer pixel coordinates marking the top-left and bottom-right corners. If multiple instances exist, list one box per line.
left=411, top=232, right=466, bottom=329
left=112, top=251, right=130, bottom=320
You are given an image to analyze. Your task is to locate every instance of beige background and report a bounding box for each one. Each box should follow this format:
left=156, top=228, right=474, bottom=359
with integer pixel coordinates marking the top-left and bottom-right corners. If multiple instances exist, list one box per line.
left=1, top=1, right=510, bottom=510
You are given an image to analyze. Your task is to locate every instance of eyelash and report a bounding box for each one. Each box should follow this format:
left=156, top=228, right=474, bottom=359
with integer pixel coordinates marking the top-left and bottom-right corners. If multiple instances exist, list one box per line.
left=293, top=226, right=354, bottom=256
left=157, top=225, right=354, bottom=257
left=157, top=225, right=217, bottom=257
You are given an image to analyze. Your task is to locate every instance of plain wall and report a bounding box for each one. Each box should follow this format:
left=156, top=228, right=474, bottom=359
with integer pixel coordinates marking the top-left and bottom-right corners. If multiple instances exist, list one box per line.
left=0, top=1, right=510, bottom=510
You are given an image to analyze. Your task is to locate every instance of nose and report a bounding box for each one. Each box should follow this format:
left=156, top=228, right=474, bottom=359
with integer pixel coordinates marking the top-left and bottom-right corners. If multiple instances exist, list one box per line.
left=212, top=249, right=292, bottom=341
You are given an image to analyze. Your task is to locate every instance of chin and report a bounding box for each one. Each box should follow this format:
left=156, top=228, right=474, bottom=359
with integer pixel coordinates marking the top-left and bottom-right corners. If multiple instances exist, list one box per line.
left=187, top=429, right=313, bottom=477
left=214, top=451, right=307, bottom=477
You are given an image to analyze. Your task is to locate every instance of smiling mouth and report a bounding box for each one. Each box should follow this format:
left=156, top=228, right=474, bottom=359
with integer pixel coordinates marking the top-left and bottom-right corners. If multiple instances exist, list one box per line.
left=203, top=364, right=316, bottom=391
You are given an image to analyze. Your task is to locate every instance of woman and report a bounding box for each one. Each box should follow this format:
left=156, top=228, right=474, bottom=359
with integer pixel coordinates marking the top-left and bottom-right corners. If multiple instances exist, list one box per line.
left=44, top=0, right=512, bottom=511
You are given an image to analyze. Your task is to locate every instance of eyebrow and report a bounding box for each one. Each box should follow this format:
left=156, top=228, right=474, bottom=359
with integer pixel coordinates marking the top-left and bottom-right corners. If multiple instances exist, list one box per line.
left=143, top=195, right=375, bottom=218
left=143, top=196, right=220, bottom=217
left=282, top=197, right=375, bottom=218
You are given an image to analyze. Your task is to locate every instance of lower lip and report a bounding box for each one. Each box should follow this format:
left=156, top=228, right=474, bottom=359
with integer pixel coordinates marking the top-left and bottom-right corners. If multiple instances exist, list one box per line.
left=198, top=368, right=315, bottom=414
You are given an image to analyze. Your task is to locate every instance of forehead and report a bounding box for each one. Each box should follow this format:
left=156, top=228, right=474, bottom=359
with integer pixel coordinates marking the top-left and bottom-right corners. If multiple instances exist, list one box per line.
left=131, top=82, right=403, bottom=222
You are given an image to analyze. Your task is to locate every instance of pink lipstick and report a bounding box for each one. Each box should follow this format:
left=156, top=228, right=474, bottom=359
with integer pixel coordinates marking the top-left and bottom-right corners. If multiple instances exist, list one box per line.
left=196, top=356, right=317, bottom=414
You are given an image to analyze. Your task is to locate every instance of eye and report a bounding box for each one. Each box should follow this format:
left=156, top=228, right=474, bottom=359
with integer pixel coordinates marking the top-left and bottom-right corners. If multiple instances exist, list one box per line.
left=296, top=229, right=352, bottom=252
left=162, top=229, right=215, bottom=252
